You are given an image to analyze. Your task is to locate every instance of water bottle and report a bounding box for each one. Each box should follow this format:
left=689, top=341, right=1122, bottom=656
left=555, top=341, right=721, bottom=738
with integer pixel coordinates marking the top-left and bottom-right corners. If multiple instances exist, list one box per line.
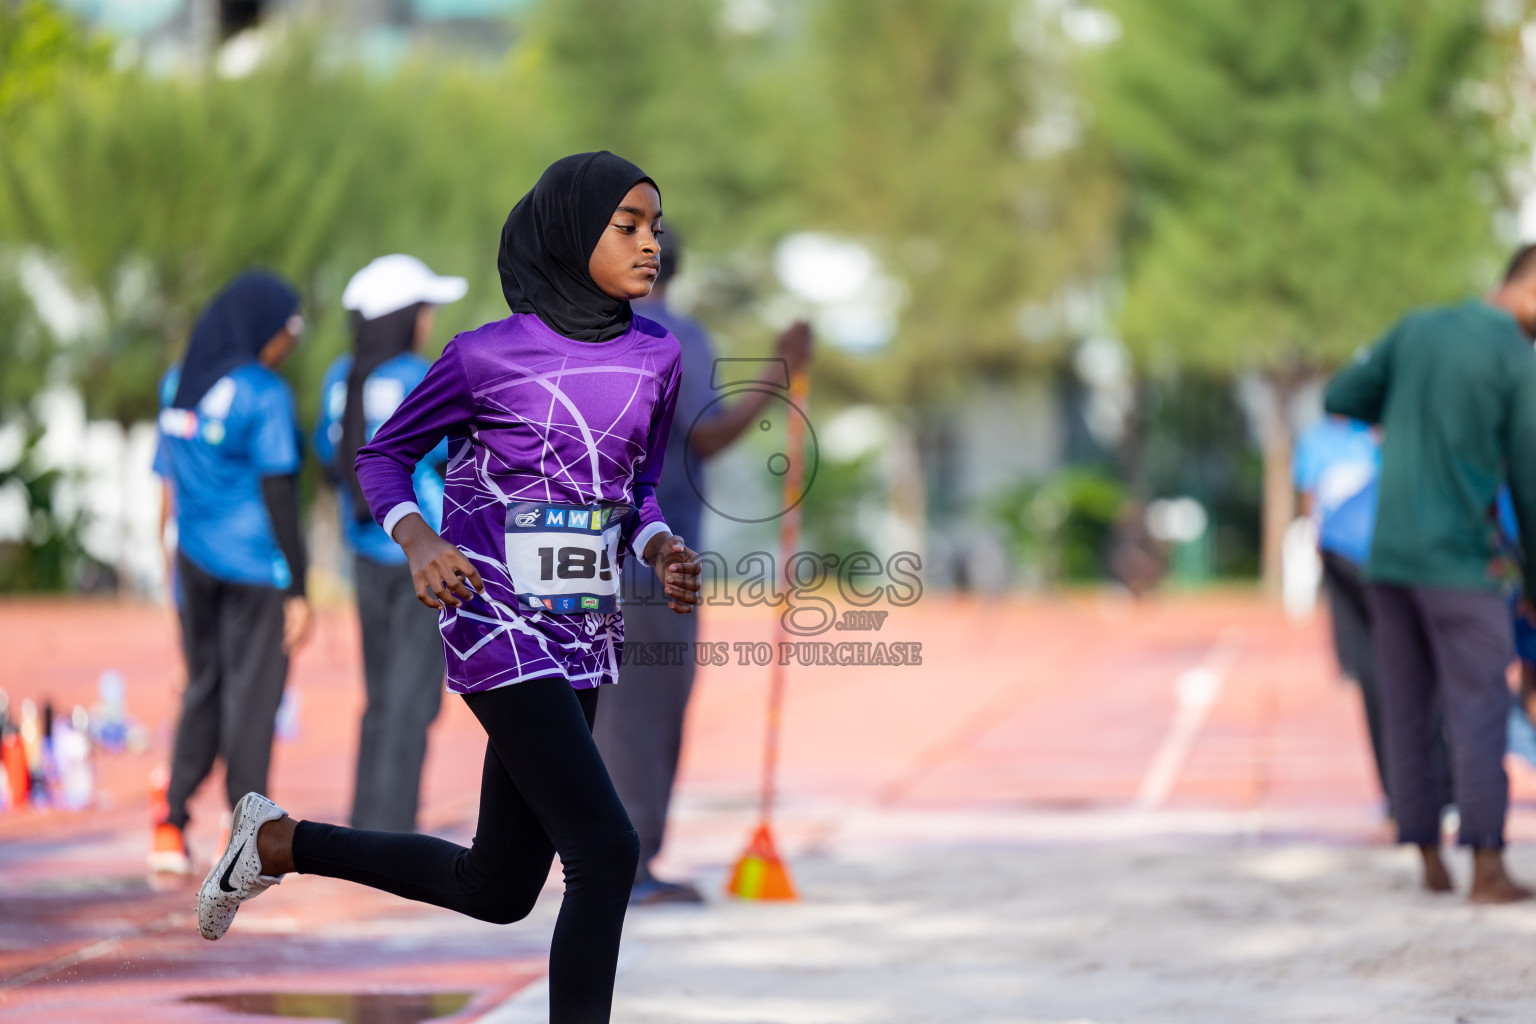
left=55, top=707, right=94, bottom=811
left=92, top=670, right=130, bottom=754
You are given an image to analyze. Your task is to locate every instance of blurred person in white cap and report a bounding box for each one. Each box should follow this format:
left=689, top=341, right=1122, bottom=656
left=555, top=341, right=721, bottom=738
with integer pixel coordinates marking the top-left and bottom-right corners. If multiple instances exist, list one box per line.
left=315, top=254, right=467, bottom=832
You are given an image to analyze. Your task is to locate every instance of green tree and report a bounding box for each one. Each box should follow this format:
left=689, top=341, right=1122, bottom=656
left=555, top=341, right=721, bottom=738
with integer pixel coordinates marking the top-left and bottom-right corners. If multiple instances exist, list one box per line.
left=1088, top=0, right=1527, bottom=591
left=0, top=2, right=108, bottom=590
left=0, top=40, right=553, bottom=426
left=0, top=0, right=107, bottom=414
left=0, top=0, right=107, bottom=126
left=795, top=0, right=1113, bottom=405
left=525, top=0, right=800, bottom=248
left=0, top=27, right=557, bottom=591
left=528, top=0, right=1114, bottom=549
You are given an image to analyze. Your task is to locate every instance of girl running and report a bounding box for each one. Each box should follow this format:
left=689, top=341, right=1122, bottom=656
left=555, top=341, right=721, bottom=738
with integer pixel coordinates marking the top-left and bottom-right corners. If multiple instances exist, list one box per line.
left=196, top=152, right=701, bottom=1024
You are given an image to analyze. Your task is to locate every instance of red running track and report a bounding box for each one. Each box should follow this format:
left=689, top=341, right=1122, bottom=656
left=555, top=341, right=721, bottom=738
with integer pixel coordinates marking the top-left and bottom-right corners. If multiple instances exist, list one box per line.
left=1, top=592, right=1532, bottom=1020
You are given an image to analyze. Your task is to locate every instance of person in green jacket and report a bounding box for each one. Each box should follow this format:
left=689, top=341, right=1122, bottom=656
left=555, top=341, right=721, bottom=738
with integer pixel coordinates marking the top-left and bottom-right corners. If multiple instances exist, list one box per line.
left=1325, top=244, right=1536, bottom=903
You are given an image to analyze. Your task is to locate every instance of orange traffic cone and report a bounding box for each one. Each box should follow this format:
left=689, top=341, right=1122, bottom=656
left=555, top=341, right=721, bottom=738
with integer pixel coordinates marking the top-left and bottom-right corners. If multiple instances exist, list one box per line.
left=726, top=823, right=797, bottom=901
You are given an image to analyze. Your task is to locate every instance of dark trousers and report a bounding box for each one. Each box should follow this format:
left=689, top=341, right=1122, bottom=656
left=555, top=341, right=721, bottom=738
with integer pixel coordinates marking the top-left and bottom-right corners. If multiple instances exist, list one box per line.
left=1321, top=552, right=1390, bottom=801
left=351, top=555, right=446, bottom=833
left=592, top=597, right=699, bottom=879
left=166, top=553, right=289, bottom=829
left=1369, top=583, right=1513, bottom=848
left=293, top=678, right=638, bottom=1024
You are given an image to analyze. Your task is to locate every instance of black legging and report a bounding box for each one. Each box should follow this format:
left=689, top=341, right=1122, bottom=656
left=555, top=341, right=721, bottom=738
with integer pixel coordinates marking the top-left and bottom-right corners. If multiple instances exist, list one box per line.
left=291, top=677, right=639, bottom=1024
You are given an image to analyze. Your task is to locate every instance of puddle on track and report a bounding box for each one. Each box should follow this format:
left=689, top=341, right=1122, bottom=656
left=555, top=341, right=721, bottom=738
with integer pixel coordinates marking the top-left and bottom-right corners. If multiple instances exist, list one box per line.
left=183, top=991, right=472, bottom=1023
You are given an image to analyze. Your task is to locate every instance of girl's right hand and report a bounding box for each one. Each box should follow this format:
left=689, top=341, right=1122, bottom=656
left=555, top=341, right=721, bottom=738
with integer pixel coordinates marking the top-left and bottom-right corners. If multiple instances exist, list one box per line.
left=394, top=512, right=485, bottom=609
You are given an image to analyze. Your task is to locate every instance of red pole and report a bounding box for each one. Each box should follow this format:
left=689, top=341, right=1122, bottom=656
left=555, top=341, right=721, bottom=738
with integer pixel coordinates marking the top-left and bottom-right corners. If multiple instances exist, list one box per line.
left=758, top=369, right=809, bottom=826
left=727, top=368, right=808, bottom=900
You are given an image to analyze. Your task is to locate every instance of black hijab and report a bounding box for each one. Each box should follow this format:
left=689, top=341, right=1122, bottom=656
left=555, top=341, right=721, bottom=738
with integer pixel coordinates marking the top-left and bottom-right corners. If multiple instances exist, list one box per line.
left=172, top=271, right=299, bottom=410
left=340, top=303, right=423, bottom=522
left=497, top=151, right=658, bottom=343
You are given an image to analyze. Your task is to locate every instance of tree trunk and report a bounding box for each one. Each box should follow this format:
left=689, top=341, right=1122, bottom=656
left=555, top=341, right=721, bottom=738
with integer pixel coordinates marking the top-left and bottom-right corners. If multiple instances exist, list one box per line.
left=1258, top=374, right=1296, bottom=600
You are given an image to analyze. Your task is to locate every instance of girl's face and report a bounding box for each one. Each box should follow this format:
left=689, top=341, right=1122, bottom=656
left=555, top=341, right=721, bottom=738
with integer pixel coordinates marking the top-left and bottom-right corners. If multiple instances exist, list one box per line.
left=588, top=183, right=663, bottom=302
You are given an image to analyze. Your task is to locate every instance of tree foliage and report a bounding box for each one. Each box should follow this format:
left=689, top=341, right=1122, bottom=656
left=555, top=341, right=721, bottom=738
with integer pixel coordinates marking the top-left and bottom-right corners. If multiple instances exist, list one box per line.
left=0, top=0, right=107, bottom=125
left=0, top=1, right=1115, bottom=426
left=1088, top=0, right=1527, bottom=376
left=528, top=0, right=1115, bottom=405
left=796, top=0, right=1113, bottom=404
left=0, top=41, right=564, bottom=424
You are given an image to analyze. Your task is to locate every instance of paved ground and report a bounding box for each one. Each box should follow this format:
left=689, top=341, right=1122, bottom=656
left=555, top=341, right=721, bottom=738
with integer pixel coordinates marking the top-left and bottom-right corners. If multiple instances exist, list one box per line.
left=3, top=592, right=1536, bottom=1022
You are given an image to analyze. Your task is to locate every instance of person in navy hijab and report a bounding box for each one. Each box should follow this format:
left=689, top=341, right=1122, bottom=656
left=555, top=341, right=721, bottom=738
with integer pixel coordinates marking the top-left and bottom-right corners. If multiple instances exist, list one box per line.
left=150, top=270, right=310, bottom=875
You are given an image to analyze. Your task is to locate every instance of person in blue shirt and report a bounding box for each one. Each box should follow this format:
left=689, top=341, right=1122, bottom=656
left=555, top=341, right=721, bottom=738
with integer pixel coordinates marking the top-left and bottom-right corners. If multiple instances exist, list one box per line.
left=590, top=233, right=812, bottom=904
left=1294, top=415, right=1450, bottom=821
left=316, top=255, right=466, bottom=833
left=1492, top=490, right=1536, bottom=755
left=150, top=271, right=310, bottom=874
left=1293, top=417, right=1386, bottom=790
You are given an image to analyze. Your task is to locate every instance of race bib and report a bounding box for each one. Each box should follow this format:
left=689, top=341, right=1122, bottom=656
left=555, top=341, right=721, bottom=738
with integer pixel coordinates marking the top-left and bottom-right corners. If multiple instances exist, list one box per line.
left=504, top=501, right=631, bottom=614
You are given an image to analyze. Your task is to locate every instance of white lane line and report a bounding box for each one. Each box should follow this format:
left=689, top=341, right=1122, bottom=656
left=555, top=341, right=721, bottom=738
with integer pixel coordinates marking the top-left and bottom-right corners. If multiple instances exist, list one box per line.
left=1134, top=633, right=1243, bottom=812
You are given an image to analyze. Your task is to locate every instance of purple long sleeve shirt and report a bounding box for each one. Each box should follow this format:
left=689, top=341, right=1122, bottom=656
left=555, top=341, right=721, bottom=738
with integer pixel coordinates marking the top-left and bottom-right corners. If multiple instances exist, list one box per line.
left=356, top=312, right=681, bottom=693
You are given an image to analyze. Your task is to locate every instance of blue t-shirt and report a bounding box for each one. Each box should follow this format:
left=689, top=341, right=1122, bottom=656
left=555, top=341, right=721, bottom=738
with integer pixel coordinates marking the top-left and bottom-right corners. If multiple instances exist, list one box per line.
left=1495, top=489, right=1536, bottom=661
left=1293, top=417, right=1379, bottom=566
left=315, top=352, right=446, bottom=565
left=154, top=363, right=301, bottom=589
left=630, top=298, right=715, bottom=548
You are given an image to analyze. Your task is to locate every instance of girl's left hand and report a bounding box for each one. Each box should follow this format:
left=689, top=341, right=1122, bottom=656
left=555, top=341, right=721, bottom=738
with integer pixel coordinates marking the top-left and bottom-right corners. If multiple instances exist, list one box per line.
left=645, top=534, right=702, bottom=613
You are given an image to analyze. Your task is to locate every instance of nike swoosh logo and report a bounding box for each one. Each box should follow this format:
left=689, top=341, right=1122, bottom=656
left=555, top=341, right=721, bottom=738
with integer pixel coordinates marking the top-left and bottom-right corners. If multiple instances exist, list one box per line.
left=219, top=841, right=245, bottom=893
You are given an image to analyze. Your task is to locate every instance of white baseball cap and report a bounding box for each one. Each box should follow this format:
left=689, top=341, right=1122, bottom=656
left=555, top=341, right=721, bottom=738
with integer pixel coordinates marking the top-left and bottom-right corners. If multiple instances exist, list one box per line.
left=342, top=254, right=468, bottom=320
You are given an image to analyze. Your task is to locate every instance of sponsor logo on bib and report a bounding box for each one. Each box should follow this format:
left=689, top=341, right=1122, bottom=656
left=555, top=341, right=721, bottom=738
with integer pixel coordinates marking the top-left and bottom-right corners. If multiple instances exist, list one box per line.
left=515, top=510, right=540, bottom=528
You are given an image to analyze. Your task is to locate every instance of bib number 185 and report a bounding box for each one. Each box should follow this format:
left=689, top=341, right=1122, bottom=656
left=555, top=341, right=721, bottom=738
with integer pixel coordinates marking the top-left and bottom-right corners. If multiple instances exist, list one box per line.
left=538, top=546, right=613, bottom=582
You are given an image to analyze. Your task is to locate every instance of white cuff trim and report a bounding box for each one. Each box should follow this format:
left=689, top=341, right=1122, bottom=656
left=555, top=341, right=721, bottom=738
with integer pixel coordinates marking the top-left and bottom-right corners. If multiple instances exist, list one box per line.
left=632, top=521, right=672, bottom=562
left=382, top=501, right=422, bottom=541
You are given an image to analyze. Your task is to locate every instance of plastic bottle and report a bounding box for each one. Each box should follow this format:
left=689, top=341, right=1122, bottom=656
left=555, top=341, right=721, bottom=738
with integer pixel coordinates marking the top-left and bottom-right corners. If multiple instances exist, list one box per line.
left=91, top=670, right=130, bottom=754
left=55, top=707, right=94, bottom=811
left=0, top=691, right=11, bottom=813
left=20, top=700, right=46, bottom=809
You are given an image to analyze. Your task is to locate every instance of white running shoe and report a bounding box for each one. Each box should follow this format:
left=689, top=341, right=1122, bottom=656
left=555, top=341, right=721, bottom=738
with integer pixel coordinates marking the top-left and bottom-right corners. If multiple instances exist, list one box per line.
left=196, top=792, right=286, bottom=940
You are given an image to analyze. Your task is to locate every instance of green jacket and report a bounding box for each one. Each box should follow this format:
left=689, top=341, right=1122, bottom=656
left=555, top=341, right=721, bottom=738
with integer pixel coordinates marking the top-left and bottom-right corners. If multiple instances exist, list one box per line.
left=1324, top=299, right=1536, bottom=593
